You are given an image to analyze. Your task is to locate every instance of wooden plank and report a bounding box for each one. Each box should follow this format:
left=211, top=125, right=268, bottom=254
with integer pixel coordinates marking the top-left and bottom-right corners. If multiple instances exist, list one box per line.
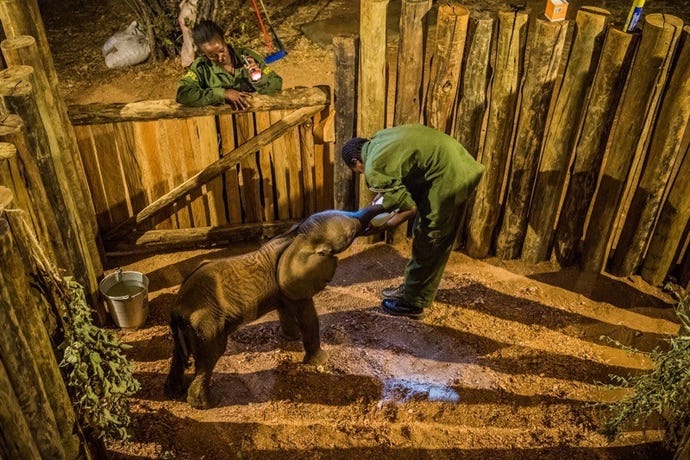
left=114, top=122, right=147, bottom=222
left=92, top=123, right=132, bottom=227
left=495, top=18, right=568, bottom=260
left=582, top=13, right=684, bottom=272
left=521, top=7, right=611, bottom=264
left=73, top=125, right=111, bottom=230
left=68, top=86, right=331, bottom=125
left=218, top=114, right=243, bottom=224
left=299, top=117, right=317, bottom=216
left=235, top=112, right=262, bottom=223
left=282, top=110, right=305, bottom=219
left=466, top=9, right=529, bottom=259
left=192, top=116, right=227, bottom=225
left=269, top=110, right=292, bottom=220
left=255, top=111, right=276, bottom=222
left=104, top=105, right=324, bottom=240
left=159, top=119, right=192, bottom=229
left=132, top=120, right=172, bottom=230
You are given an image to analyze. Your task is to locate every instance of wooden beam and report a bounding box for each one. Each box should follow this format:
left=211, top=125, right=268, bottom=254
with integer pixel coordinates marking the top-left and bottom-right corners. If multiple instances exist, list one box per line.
left=104, top=105, right=324, bottom=241
left=105, top=221, right=298, bottom=255
left=68, top=86, right=331, bottom=125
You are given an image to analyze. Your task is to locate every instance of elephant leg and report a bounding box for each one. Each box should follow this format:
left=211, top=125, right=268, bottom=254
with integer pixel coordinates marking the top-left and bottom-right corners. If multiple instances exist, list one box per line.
left=285, top=298, right=328, bottom=366
left=187, top=329, right=228, bottom=409
left=277, top=305, right=301, bottom=341
left=164, top=315, right=190, bottom=399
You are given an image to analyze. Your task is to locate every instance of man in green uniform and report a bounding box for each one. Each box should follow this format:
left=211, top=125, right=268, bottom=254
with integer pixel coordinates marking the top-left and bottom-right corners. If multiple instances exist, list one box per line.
left=342, top=124, right=484, bottom=319
left=176, top=20, right=283, bottom=108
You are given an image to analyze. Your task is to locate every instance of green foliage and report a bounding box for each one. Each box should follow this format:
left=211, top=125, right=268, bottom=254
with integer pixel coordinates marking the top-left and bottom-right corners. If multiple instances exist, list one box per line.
left=58, top=279, right=141, bottom=440
left=602, top=287, right=690, bottom=448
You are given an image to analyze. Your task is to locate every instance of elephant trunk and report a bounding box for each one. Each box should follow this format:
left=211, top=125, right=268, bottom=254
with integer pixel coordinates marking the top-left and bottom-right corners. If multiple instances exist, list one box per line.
left=346, top=204, right=387, bottom=230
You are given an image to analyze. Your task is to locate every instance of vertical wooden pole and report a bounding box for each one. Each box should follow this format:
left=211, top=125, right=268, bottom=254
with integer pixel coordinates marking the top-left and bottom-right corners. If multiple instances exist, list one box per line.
left=553, top=27, right=637, bottom=266
left=0, top=34, right=101, bottom=272
left=2, top=206, right=81, bottom=458
left=610, top=26, right=690, bottom=276
left=394, top=0, right=431, bottom=126
left=466, top=9, right=528, bottom=259
left=425, top=3, right=469, bottom=134
left=358, top=0, right=389, bottom=209
left=0, top=70, right=92, bottom=284
left=0, top=354, right=41, bottom=460
left=640, top=142, right=690, bottom=286
left=582, top=14, right=684, bottom=272
left=495, top=18, right=568, bottom=259
left=454, top=13, right=494, bottom=159
left=521, top=7, right=610, bottom=264
left=333, top=34, right=358, bottom=211
left=0, top=213, right=65, bottom=460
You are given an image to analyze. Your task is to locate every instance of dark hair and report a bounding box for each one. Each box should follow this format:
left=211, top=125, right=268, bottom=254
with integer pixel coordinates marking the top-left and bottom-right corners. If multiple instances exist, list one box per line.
left=341, top=137, right=368, bottom=166
left=191, top=20, right=225, bottom=47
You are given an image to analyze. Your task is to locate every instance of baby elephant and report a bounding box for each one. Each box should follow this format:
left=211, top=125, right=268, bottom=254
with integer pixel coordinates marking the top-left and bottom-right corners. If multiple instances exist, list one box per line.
left=164, top=207, right=379, bottom=409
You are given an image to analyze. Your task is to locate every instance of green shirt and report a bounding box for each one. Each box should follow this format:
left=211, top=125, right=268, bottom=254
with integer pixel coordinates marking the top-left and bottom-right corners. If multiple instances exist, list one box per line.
left=362, top=124, right=484, bottom=230
left=176, top=46, right=283, bottom=107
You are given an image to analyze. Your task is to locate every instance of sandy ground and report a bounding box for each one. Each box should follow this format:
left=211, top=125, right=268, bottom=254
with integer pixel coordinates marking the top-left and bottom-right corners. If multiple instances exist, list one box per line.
left=38, top=0, right=690, bottom=458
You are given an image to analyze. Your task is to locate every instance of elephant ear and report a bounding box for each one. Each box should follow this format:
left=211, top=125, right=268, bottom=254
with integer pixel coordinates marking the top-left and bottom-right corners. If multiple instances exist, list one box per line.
left=277, top=234, right=338, bottom=300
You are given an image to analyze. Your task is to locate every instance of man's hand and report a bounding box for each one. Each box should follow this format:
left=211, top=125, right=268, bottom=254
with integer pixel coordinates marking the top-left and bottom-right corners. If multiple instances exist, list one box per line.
left=224, top=89, right=251, bottom=110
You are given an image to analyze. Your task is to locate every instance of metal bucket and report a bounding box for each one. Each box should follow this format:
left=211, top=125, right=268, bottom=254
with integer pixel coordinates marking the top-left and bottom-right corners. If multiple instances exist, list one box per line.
left=99, top=269, right=149, bottom=329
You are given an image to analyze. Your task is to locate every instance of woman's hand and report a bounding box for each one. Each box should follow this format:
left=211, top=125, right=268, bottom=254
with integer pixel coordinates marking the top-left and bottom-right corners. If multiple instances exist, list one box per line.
left=224, top=89, right=251, bottom=110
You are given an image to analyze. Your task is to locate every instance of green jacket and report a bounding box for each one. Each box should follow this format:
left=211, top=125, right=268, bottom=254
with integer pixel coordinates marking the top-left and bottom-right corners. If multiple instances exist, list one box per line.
left=176, top=45, right=283, bottom=107
left=362, top=124, right=484, bottom=230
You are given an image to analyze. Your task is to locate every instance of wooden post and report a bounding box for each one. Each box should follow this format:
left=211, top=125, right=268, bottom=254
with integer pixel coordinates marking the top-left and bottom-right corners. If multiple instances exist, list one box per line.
left=104, top=105, right=324, bottom=240
left=466, top=9, right=528, bottom=259
left=333, top=34, right=358, bottom=211
left=553, top=27, right=637, bottom=266
left=425, top=3, right=469, bottom=133
left=357, top=0, right=389, bottom=209
left=521, top=7, right=610, bottom=264
left=495, top=18, right=568, bottom=260
left=454, top=13, right=494, bottom=160
left=610, top=26, right=690, bottom=276
left=0, top=355, right=41, bottom=460
left=582, top=14, right=684, bottom=272
left=0, top=212, right=65, bottom=459
left=0, top=70, right=97, bottom=298
left=1, top=35, right=102, bottom=276
left=394, top=0, right=431, bottom=126
left=640, top=142, right=690, bottom=286
left=1, top=205, right=81, bottom=458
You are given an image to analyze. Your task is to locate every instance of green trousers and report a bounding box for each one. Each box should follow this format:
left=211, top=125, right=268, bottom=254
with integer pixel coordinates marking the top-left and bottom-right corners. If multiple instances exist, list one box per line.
left=400, top=204, right=464, bottom=309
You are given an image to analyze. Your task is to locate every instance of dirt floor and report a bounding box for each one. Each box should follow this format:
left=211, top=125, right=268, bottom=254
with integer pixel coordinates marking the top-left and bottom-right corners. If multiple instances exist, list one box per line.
left=37, top=0, right=690, bottom=458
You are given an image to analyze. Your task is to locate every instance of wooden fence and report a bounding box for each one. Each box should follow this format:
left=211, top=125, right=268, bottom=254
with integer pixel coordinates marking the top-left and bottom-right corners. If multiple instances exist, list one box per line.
left=67, top=87, right=334, bottom=253
left=334, top=1, right=690, bottom=288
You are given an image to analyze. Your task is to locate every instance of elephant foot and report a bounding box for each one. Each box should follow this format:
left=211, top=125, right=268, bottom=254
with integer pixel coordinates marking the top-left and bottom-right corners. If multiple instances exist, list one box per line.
left=163, top=375, right=186, bottom=400
left=278, top=325, right=301, bottom=341
left=303, top=348, right=329, bottom=366
left=187, top=379, right=213, bottom=409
